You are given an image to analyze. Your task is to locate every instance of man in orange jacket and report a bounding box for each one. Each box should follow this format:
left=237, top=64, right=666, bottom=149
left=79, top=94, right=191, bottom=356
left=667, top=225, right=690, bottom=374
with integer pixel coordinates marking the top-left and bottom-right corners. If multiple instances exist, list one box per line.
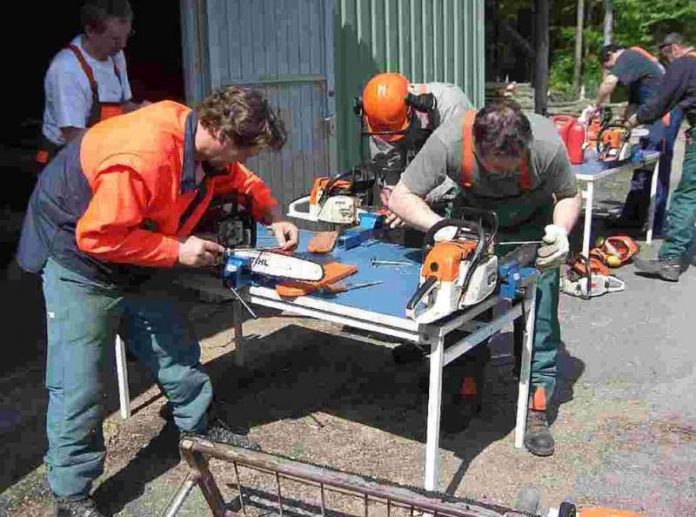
left=16, top=86, right=298, bottom=516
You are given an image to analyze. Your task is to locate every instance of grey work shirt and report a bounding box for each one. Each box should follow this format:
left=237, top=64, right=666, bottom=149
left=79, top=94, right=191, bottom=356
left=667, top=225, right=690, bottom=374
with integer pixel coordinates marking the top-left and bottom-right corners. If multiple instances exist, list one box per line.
left=401, top=113, right=578, bottom=208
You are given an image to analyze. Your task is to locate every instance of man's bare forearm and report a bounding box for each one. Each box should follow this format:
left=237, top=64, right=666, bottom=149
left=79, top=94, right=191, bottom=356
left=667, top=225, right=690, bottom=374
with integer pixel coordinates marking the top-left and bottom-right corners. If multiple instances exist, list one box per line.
left=553, top=193, right=582, bottom=233
left=387, top=181, right=444, bottom=231
left=595, top=75, right=618, bottom=107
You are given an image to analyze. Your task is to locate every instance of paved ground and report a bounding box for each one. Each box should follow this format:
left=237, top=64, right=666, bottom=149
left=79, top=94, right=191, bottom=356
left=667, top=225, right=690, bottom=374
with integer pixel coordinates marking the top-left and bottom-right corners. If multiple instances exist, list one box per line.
left=1, top=135, right=694, bottom=517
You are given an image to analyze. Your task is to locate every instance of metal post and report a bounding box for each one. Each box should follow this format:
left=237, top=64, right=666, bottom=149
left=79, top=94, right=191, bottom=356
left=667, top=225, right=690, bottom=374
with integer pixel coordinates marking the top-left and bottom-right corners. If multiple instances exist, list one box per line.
left=424, top=335, right=445, bottom=491
left=646, top=157, right=660, bottom=244
left=163, top=473, right=199, bottom=517
left=179, top=439, right=232, bottom=517
left=582, top=182, right=595, bottom=257
left=233, top=300, right=246, bottom=367
left=115, top=335, right=131, bottom=420
left=514, top=284, right=537, bottom=449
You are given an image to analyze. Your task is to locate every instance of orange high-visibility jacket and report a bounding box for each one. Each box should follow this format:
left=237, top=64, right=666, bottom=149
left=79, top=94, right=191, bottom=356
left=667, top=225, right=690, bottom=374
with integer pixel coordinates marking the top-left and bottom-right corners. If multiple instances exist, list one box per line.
left=17, top=100, right=278, bottom=281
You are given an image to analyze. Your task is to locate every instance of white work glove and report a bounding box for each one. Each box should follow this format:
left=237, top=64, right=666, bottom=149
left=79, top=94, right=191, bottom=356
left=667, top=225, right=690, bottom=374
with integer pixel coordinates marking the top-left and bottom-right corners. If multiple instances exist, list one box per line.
left=579, top=104, right=597, bottom=124
left=433, top=225, right=459, bottom=242
left=535, top=225, right=569, bottom=270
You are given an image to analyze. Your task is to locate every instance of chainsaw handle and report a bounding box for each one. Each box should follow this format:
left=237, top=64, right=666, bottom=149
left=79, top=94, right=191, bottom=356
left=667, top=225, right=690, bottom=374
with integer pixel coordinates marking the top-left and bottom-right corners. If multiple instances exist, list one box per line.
left=406, top=275, right=438, bottom=312
left=287, top=196, right=315, bottom=222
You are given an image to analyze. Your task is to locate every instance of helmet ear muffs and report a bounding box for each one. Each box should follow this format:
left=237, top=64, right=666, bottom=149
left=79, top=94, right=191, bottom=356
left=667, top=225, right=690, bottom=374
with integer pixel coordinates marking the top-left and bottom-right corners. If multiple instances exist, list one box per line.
left=353, top=96, right=363, bottom=116
left=406, top=92, right=436, bottom=113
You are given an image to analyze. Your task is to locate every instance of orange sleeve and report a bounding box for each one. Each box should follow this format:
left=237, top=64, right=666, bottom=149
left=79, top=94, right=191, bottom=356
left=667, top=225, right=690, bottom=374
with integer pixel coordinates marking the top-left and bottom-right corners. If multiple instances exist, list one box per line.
left=211, top=163, right=278, bottom=223
left=75, top=166, right=180, bottom=267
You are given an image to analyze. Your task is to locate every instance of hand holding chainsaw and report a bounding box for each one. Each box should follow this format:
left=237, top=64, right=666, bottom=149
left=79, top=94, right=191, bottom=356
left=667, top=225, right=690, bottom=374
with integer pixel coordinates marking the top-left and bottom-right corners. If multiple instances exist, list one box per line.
left=268, top=220, right=299, bottom=251
left=535, top=225, right=569, bottom=269
left=178, top=236, right=225, bottom=267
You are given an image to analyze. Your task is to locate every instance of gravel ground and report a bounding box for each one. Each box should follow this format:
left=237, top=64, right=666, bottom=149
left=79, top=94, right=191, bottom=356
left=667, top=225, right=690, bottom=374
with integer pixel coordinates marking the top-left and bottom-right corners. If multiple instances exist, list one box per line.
left=1, top=134, right=694, bottom=517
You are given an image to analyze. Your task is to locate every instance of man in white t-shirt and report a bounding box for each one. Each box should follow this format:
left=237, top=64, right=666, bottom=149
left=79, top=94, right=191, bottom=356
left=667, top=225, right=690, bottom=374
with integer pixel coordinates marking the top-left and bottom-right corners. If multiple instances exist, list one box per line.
left=36, top=0, right=146, bottom=167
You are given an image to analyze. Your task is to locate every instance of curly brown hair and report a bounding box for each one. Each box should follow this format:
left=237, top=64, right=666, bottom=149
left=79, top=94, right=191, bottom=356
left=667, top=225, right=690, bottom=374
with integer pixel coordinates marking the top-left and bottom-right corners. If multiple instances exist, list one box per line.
left=197, top=86, right=287, bottom=151
left=473, top=99, right=532, bottom=158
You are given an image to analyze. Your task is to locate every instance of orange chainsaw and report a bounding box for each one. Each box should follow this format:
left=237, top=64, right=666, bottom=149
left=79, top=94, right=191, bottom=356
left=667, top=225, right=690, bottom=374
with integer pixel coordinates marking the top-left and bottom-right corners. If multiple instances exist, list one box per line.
left=597, top=124, right=633, bottom=162
left=287, top=164, right=379, bottom=225
left=406, top=210, right=499, bottom=324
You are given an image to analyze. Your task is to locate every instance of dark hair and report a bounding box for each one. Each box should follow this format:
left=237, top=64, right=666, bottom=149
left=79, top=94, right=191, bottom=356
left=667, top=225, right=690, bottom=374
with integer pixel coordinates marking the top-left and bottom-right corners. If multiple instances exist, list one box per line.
left=473, top=100, right=532, bottom=159
left=601, top=44, right=624, bottom=64
left=197, top=86, right=287, bottom=151
left=660, top=32, right=687, bottom=49
left=81, top=0, right=133, bottom=33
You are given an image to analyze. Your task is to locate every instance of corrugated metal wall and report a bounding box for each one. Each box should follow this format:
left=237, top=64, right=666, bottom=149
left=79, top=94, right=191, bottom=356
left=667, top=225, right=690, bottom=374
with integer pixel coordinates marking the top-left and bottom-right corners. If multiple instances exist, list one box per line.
left=335, top=0, right=486, bottom=169
left=190, top=0, right=336, bottom=209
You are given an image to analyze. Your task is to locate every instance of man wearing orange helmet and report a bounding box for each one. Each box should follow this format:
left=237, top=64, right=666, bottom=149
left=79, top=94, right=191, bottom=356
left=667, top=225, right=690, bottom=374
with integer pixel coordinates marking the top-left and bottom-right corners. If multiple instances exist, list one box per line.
left=357, top=72, right=473, bottom=213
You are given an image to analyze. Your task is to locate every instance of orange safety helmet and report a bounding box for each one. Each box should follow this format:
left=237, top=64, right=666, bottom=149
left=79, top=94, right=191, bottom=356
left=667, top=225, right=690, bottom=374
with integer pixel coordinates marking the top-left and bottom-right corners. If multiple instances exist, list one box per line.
left=361, top=73, right=411, bottom=142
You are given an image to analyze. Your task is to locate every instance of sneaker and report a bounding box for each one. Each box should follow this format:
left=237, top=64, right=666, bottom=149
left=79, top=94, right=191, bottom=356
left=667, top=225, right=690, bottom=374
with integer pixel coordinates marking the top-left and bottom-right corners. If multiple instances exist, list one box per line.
left=634, top=256, right=682, bottom=282
left=524, top=410, right=555, bottom=457
left=183, top=421, right=261, bottom=451
left=53, top=495, right=106, bottom=517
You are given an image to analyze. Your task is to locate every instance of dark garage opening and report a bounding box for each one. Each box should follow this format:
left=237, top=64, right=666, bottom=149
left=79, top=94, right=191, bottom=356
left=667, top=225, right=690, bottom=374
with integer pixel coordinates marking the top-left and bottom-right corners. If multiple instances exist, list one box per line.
left=1, top=1, right=185, bottom=211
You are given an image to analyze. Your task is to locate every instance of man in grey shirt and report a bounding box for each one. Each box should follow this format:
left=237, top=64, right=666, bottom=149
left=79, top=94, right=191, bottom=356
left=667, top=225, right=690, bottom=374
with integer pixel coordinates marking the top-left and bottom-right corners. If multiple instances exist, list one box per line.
left=388, top=100, right=582, bottom=456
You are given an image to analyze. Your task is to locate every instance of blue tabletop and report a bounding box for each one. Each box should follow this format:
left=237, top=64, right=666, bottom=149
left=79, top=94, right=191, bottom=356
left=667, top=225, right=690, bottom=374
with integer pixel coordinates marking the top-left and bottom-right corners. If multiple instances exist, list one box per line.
left=571, top=149, right=659, bottom=177
left=255, top=229, right=422, bottom=318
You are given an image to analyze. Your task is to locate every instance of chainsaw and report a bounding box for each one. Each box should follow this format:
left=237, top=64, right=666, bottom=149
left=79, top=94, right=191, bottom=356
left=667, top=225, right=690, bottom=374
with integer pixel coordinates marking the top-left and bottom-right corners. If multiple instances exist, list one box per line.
left=406, top=210, right=499, bottom=324
left=596, top=124, right=633, bottom=162
left=287, top=163, right=380, bottom=226
left=222, top=247, right=325, bottom=291
left=561, top=254, right=625, bottom=299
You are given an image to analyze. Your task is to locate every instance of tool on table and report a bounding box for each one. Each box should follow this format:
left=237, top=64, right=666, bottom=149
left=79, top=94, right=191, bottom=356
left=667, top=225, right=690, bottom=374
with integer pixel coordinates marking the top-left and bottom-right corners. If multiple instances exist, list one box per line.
left=276, top=262, right=359, bottom=298
left=370, top=258, right=414, bottom=267
left=496, top=243, right=539, bottom=300
left=287, top=163, right=379, bottom=226
left=406, top=209, right=499, bottom=324
left=597, top=125, right=633, bottom=162
left=287, top=164, right=388, bottom=253
left=318, top=280, right=383, bottom=295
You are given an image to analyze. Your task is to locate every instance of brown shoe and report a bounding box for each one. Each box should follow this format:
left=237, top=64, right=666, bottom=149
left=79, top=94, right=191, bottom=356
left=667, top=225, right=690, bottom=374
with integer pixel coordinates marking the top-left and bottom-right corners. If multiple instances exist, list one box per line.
left=524, top=410, right=555, bottom=457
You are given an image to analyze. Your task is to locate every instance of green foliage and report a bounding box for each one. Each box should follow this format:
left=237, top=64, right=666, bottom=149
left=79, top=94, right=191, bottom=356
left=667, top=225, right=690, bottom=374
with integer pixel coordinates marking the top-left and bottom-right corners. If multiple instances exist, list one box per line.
left=544, top=0, right=696, bottom=98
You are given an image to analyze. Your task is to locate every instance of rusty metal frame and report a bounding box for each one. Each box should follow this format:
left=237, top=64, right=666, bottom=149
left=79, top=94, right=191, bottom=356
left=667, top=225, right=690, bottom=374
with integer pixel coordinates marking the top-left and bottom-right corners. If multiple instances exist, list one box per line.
left=162, top=437, right=533, bottom=517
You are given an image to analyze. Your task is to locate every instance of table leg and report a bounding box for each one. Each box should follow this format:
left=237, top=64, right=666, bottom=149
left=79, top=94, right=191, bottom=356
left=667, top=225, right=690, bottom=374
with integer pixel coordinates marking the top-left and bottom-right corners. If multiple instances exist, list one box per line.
left=514, top=287, right=537, bottom=449
left=233, top=301, right=246, bottom=367
left=582, top=182, right=595, bottom=257
left=115, top=335, right=131, bottom=420
left=424, top=334, right=445, bottom=491
left=646, top=158, right=660, bottom=244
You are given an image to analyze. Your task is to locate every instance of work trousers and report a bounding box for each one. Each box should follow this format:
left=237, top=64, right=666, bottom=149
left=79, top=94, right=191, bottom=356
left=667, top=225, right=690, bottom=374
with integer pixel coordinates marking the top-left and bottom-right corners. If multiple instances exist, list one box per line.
left=659, top=126, right=696, bottom=259
left=42, top=258, right=213, bottom=498
left=621, top=109, right=682, bottom=234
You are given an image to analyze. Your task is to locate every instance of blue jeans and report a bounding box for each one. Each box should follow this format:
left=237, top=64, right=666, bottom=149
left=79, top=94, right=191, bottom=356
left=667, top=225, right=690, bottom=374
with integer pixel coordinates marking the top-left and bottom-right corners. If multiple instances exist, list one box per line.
left=621, top=108, right=682, bottom=234
left=42, top=259, right=213, bottom=498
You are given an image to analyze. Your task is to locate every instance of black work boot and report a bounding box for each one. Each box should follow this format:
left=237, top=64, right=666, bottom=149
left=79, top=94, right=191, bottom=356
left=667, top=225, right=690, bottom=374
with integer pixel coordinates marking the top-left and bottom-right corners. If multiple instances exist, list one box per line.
left=524, top=410, right=555, bottom=457
left=53, top=495, right=106, bottom=517
left=183, top=419, right=261, bottom=451
left=634, top=256, right=683, bottom=282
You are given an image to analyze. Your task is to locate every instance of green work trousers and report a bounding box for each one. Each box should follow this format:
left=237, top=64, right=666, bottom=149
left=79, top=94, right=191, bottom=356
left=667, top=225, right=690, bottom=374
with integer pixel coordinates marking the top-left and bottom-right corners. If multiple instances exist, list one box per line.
left=659, top=127, right=696, bottom=259
left=495, top=207, right=560, bottom=403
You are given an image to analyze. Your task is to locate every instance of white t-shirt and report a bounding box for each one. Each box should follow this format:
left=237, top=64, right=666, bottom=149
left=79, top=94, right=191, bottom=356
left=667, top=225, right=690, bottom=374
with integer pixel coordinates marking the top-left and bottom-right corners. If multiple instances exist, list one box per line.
left=42, top=35, right=133, bottom=145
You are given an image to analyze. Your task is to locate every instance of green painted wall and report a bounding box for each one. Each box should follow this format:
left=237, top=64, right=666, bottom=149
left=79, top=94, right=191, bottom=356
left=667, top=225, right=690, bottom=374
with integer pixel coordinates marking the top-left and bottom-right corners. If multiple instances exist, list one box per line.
left=334, top=0, right=485, bottom=170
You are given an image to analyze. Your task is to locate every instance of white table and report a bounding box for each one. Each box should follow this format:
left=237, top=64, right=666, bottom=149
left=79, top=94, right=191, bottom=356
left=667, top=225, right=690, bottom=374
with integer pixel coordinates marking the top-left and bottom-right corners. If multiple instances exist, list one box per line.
left=573, top=150, right=661, bottom=257
left=232, top=234, right=538, bottom=491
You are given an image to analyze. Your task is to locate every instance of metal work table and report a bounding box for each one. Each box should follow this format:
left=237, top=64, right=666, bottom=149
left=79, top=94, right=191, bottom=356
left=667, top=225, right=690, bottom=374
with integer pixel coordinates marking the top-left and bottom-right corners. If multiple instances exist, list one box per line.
left=233, top=230, right=537, bottom=491
left=572, top=150, right=661, bottom=257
